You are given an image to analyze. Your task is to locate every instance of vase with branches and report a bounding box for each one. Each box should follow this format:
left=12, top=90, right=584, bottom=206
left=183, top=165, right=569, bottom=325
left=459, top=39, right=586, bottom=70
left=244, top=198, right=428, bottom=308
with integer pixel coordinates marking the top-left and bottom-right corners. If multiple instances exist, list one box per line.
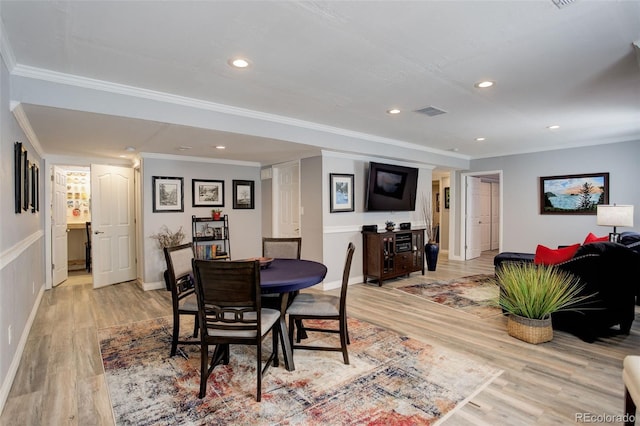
left=421, top=193, right=439, bottom=271
left=150, top=225, right=185, bottom=249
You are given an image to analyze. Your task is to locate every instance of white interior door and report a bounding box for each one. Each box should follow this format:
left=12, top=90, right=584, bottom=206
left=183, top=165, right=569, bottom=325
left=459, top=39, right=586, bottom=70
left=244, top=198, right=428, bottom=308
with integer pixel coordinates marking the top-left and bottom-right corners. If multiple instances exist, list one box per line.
left=273, top=161, right=300, bottom=237
left=480, top=182, right=491, bottom=252
left=52, top=166, right=68, bottom=286
left=91, top=164, right=136, bottom=288
left=491, top=182, right=500, bottom=250
left=465, top=176, right=482, bottom=260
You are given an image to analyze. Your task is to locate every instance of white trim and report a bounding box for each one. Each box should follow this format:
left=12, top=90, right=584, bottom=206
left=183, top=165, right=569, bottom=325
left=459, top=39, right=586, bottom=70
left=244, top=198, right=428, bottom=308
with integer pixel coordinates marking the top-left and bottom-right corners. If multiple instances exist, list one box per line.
left=321, top=150, right=441, bottom=168
left=0, top=284, right=44, bottom=413
left=0, top=231, right=44, bottom=271
left=10, top=102, right=45, bottom=157
left=139, top=152, right=259, bottom=168
left=140, top=280, right=165, bottom=292
left=318, top=276, right=363, bottom=292
left=323, top=225, right=362, bottom=234
left=11, top=65, right=470, bottom=162
left=0, top=19, right=16, bottom=72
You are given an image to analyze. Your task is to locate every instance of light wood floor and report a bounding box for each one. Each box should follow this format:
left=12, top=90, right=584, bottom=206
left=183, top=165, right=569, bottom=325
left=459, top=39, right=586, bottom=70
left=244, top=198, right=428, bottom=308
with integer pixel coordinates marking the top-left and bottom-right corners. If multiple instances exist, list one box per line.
left=1, top=251, right=638, bottom=425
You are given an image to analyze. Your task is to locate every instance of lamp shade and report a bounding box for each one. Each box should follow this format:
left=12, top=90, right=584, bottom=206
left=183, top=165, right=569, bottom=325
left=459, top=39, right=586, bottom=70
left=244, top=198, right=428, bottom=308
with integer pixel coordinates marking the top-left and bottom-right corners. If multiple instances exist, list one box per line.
left=596, top=205, right=634, bottom=227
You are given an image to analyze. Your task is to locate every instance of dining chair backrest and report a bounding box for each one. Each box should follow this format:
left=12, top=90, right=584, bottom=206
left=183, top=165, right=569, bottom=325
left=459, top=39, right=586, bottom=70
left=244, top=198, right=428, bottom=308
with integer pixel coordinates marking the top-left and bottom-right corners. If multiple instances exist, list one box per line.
left=164, top=243, right=195, bottom=297
left=262, top=237, right=302, bottom=259
left=339, top=242, right=356, bottom=313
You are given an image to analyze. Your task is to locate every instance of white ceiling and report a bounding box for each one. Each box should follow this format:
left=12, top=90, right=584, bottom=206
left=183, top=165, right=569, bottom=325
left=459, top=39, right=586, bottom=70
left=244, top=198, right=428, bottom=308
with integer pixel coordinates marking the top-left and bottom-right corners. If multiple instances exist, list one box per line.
left=1, top=0, right=639, bottom=166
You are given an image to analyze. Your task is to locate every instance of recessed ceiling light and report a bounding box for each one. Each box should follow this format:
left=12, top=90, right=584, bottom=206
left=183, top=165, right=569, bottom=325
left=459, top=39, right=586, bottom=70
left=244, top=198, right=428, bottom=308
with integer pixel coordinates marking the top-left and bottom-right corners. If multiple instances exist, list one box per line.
left=124, top=146, right=136, bottom=152
left=547, top=125, right=560, bottom=130
left=474, top=81, right=495, bottom=88
left=178, top=146, right=192, bottom=151
left=229, top=58, right=250, bottom=68
left=475, top=137, right=486, bottom=142
left=387, top=109, right=401, bottom=114
left=215, top=145, right=226, bottom=150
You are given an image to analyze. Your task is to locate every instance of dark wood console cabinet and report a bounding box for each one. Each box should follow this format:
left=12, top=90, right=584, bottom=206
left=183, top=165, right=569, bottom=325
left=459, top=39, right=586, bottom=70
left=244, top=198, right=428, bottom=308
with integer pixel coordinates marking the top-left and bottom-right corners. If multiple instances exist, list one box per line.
left=362, top=228, right=425, bottom=286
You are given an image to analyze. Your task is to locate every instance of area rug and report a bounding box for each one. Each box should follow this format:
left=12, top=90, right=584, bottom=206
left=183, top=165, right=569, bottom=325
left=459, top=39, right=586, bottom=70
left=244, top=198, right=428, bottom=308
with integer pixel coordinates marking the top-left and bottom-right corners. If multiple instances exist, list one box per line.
left=396, top=274, right=501, bottom=318
left=99, top=316, right=502, bottom=425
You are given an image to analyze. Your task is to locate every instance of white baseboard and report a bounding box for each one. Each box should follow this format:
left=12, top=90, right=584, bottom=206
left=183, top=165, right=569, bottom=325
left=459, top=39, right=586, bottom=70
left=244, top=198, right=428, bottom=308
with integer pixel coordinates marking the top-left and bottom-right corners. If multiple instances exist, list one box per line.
left=0, top=284, right=44, bottom=414
left=141, top=280, right=165, bottom=291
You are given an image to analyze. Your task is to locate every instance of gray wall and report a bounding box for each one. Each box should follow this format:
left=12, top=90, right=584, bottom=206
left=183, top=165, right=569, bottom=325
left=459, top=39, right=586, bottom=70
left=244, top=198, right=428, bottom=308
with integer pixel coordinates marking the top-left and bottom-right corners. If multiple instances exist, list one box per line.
left=469, top=140, right=640, bottom=253
left=300, top=156, right=323, bottom=262
left=140, top=156, right=262, bottom=287
left=0, top=55, right=45, bottom=408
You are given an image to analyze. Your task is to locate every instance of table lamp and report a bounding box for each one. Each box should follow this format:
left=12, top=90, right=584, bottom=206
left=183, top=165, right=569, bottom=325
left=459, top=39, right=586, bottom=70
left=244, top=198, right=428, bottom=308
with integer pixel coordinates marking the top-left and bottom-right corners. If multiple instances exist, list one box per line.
left=596, top=204, right=634, bottom=242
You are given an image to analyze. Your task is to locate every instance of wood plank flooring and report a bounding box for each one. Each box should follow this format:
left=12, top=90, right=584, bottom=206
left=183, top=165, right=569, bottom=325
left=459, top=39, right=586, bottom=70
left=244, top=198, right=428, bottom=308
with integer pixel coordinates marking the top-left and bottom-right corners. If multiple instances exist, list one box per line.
left=1, top=251, right=638, bottom=425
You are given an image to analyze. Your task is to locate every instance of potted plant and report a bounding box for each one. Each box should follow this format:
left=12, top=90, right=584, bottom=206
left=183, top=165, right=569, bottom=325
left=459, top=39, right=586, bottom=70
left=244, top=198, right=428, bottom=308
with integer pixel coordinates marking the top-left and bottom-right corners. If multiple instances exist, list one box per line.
left=421, top=193, right=439, bottom=271
left=385, top=220, right=395, bottom=231
left=149, top=225, right=185, bottom=249
left=212, top=209, right=222, bottom=220
left=495, top=262, right=593, bottom=344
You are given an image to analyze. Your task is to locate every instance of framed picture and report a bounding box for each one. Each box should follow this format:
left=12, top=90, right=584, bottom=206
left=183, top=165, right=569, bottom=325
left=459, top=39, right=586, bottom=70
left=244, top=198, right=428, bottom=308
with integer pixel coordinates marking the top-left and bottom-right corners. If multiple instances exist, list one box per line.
left=192, top=179, right=224, bottom=207
left=232, top=180, right=254, bottom=209
left=444, top=187, right=450, bottom=209
left=14, top=142, right=22, bottom=214
left=33, top=164, right=39, bottom=213
left=330, top=173, right=355, bottom=213
left=22, top=148, right=29, bottom=212
left=540, top=172, right=609, bottom=215
left=152, top=176, right=184, bottom=212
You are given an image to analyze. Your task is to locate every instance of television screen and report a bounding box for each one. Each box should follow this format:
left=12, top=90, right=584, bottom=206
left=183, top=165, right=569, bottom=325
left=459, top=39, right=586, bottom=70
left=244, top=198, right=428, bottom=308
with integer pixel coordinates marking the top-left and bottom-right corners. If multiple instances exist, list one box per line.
left=365, top=162, right=418, bottom=211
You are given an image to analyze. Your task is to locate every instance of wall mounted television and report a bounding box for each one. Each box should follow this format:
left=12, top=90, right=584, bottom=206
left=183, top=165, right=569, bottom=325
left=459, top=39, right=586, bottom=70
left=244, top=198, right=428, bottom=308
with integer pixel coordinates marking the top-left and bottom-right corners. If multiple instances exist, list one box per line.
left=365, top=162, right=419, bottom=212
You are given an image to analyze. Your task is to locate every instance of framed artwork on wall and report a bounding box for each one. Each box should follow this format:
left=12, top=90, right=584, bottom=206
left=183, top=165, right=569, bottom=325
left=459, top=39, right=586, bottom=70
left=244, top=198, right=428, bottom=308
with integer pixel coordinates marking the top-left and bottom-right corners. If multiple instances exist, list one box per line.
left=444, top=187, right=450, bottom=209
left=22, top=148, right=29, bottom=212
left=540, top=172, right=609, bottom=215
left=152, top=176, right=184, bottom=212
left=192, top=179, right=224, bottom=207
left=329, top=173, right=355, bottom=213
left=232, top=180, right=254, bottom=209
left=14, top=142, right=22, bottom=214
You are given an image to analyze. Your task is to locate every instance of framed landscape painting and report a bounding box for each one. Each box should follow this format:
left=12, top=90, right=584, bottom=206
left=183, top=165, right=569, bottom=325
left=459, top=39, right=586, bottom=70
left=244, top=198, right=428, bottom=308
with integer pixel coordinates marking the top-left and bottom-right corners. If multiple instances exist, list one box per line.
left=330, top=173, right=354, bottom=213
left=192, top=179, right=224, bottom=207
left=152, top=176, right=184, bottom=212
left=540, top=172, right=609, bottom=215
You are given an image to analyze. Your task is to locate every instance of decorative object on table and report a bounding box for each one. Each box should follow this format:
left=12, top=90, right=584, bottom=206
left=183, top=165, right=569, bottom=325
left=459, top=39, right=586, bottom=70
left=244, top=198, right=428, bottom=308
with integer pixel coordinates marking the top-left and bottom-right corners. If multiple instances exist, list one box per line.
left=385, top=220, right=395, bottom=231
left=395, top=274, right=500, bottom=319
left=192, top=179, right=224, bottom=207
left=232, top=179, right=254, bottom=209
left=245, top=257, right=274, bottom=269
left=494, top=262, right=593, bottom=344
left=211, top=208, right=222, bottom=220
left=329, top=173, right=355, bottom=213
left=399, top=222, right=411, bottom=230
left=361, top=224, right=378, bottom=232
left=99, top=316, right=502, bottom=425
left=150, top=225, right=186, bottom=249
left=152, top=176, right=184, bottom=212
left=421, top=192, right=439, bottom=271
left=539, top=172, right=609, bottom=215
left=597, top=204, right=634, bottom=242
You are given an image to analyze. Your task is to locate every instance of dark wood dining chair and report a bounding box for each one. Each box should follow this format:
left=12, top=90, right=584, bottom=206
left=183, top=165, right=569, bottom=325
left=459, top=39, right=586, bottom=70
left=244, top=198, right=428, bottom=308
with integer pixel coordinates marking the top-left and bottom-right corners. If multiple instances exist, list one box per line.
left=262, top=237, right=302, bottom=259
left=163, top=243, right=199, bottom=357
left=85, top=222, right=92, bottom=272
left=192, top=259, right=281, bottom=401
left=286, top=242, right=355, bottom=364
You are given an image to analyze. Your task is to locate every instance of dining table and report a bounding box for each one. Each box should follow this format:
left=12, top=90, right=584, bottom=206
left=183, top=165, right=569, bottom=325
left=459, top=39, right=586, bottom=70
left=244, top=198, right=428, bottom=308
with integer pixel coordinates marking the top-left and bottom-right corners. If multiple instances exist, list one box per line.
left=259, top=258, right=327, bottom=371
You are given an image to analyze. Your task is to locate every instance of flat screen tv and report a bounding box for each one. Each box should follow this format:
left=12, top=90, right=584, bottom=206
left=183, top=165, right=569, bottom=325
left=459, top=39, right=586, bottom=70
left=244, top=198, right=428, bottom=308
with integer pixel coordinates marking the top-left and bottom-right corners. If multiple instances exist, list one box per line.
left=365, top=162, right=419, bottom=211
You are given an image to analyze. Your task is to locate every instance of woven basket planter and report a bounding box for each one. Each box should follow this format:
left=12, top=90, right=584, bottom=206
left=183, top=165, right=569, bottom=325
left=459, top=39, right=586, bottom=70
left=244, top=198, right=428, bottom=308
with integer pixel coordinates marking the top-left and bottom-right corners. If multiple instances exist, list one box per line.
left=507, top=314, right=553, bottom=344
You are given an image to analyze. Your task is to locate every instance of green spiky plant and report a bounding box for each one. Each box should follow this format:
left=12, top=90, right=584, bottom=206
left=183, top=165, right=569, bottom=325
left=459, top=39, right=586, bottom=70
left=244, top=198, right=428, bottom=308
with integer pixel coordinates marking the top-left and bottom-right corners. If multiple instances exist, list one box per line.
left=495, top=262, right=595, bottom=320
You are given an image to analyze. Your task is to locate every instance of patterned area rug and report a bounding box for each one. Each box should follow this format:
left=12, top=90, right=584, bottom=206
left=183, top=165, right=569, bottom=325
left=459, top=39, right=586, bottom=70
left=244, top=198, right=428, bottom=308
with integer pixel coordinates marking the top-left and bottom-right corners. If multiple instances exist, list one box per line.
left=99, top=316, right=502, bottom=425
left=396, top=274, right=501, bottom=318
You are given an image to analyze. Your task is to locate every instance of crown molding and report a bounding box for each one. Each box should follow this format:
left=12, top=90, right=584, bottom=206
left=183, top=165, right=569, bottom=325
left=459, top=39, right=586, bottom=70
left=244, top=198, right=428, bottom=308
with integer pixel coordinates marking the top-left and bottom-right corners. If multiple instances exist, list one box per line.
left=11, top=64, right=467, bottom=161
left=139, top=152, right=260, bottom=168
left=0, top=18, right=16, bottom=72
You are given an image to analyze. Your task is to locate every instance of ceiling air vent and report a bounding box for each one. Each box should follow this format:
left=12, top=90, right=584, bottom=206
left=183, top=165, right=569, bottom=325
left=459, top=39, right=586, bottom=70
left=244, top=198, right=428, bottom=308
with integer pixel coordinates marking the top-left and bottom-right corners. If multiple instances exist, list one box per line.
left=415, top=106, right=447, bottom=117
left=551, top=0, right=578, bottom=9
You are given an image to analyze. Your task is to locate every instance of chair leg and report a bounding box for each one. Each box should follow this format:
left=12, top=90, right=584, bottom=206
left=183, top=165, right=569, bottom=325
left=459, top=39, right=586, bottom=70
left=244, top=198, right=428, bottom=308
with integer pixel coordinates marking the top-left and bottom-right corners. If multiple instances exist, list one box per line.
left=625, top=387, right=636, bottom=426
left=171, top=315, right=180, bottom=357
left=288, top=316, right=295, bottom=347
left=340, top=316, right=350, bottom=365
left=199, top=343, right=209, bottom=398
left=256, top=342, right=262, bottom=402
left=272, top=324, right=279, bottom=367
left=192, top=315, right=199, bottom=338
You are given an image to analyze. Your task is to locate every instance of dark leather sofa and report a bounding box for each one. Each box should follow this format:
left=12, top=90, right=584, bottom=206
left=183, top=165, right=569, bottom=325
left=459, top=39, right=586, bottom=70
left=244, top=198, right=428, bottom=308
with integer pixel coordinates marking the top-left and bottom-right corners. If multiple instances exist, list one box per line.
left=494, top=232, right=640, bottom=342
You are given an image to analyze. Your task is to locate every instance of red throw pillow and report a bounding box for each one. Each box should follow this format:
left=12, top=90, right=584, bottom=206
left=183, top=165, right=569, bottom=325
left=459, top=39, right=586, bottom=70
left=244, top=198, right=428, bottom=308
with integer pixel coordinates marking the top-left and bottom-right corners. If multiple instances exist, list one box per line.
left=534, top=243, right=580, bottom=265
left=583, top=232, right=609, bottom=244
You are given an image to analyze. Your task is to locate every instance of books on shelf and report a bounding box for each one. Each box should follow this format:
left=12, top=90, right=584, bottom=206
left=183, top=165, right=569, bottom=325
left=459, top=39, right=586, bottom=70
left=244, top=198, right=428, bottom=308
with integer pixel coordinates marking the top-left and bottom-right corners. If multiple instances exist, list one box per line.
left=194, top=244, right=228, bottom=260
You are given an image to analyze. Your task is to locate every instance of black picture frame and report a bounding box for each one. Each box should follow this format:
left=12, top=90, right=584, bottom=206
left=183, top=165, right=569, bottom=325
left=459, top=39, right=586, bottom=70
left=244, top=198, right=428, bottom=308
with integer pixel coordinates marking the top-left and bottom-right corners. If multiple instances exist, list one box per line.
left=232, top=180, right=254, bottom=209
left=444, top=187, right=450, bottom=209
left=329, top=173, right=355, bottom=213
left=152, top=176, right=184, bottom=212
left=31, top=164, right=38, bottom=213
left=14, top=142, right=22, bottom=214
left=192, top=179, right=225, bottom=207
left=22, top=149, right=29, bottom=212
left=540, top=172, right=609, bottom=215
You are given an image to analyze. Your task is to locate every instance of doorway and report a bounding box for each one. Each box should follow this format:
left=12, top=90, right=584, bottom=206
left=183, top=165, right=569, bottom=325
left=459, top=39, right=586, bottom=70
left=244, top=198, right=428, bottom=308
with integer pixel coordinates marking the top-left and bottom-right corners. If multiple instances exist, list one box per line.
left=462, top=171, right=502, bottom=260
